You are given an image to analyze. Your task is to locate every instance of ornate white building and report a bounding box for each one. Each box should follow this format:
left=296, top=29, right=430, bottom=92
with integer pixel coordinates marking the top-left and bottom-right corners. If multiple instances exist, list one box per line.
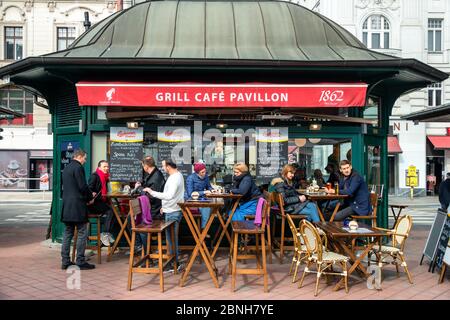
left=0, top=1, right=121, bottom=190
left=299, top=0, right=450, bottom=196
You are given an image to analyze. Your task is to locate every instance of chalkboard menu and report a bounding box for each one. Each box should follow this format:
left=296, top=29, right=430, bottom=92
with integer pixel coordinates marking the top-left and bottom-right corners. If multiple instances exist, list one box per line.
left=60, top=141, right=79, bottom=194
left=435, top=213, right=450, bottom=269
left=109, top=127, right=143, bottom=182
left=157, top=127, right=192, bottom=177
left=256, top=127, right=288, bottom=184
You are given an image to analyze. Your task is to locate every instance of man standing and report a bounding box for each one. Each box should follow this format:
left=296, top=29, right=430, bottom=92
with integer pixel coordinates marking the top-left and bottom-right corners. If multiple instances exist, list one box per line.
left=88, top=160, right=114, bottom=246
left=325, top=160, right=371, bottom=221
left=61, top=149, right=95, bottom=270
left=143, top=159, right=184, bottom=271
left=439, top=172, right=450, bottom=211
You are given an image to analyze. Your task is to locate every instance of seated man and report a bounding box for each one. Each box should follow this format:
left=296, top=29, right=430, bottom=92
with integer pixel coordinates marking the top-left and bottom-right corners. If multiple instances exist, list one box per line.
left=324, top=160, right=371, bottom=221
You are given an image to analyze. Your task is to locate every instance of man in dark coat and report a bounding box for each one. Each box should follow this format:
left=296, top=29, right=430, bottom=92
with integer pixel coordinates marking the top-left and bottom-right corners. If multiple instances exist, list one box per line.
left=60, top=149, right=95, bottom=270
left=439, top=173, right=450, bottom=211
left=135, top=156, right=165, bottom=218
left=325, top=160, right=371, bottom=221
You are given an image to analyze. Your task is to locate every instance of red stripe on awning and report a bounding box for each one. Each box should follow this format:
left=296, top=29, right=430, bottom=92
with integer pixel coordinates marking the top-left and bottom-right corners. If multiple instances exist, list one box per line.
left=388, top=136, right=402, bottom=154
left=75, top=82, right=368, bottom=108
left=428, top=136, right=450, bottom=149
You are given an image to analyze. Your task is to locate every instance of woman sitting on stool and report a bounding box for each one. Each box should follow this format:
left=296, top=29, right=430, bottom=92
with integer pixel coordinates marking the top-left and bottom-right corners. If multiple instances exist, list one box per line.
left=273, top=164, right=321, bottom=222
left=230, top=163, right=262, bottom=221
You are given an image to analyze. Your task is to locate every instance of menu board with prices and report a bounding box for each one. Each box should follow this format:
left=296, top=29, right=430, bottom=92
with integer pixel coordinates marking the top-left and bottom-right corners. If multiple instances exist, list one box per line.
left=157, top=127, right=192, bottom=177
left=256, top=127, right=288, bottom=184
left=109, top=127, right=143, bottom=182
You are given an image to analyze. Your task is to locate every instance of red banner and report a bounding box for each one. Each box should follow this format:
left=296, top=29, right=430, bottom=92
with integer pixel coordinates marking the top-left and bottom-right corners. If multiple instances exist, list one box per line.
left=76, top=82, right=367, bottom=108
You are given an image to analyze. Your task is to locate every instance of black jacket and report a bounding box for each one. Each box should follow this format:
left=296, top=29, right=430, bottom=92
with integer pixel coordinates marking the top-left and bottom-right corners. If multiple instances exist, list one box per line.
left=231, top=173, right=262, bottom=204
left=88, top=172, right=104, bottom=204
left=87, top=171, right=111, bottom=215
left=141, top=168, right=166, bottom=215
left=439, top=178, right=450, bottom=210
left=61, top=160, right=93, bottom=223
left=274, top=179, right=308, bottom=214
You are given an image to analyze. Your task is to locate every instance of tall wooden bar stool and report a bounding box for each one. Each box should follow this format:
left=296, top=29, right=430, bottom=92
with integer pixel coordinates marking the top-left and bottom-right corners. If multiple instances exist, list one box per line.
left=72, top=214, right=103, bottom=264
left=271, top=192, right=306, bottom=264
left=127, top=199, right=177, bottom=292
left=229, top=194, right=270, bottom=292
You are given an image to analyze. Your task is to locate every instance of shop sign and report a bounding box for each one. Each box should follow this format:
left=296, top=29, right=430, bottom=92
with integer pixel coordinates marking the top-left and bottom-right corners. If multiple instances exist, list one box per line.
left=109, top=127, right=143, bottom=182
left=76, top=82, right=367, bottom=108
left=157, top=127, right=192, bottom=177
left=256, top=127, right=289, bottom=184
left=40, top=173, right=49, bottom=190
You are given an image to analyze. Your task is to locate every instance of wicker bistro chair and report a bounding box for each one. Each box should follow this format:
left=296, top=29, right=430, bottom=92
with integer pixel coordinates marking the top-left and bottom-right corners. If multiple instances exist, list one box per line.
left=286, top=214, right=308, bottom=283
left=298, top=220, right=349, bottom=296
left=127, top=199, right=177, bottom=292
left=271, top=192, right=306, bottom=264
left=229, top=194, right=271, bottom=292
left=369, top=215, right=413, bottom=284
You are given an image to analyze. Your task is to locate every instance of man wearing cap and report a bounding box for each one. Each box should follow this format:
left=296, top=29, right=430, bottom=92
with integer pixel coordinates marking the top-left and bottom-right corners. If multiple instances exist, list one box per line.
left=184, top=162, right=214, bottom=234
left=439, top=172, right=450, bottom=212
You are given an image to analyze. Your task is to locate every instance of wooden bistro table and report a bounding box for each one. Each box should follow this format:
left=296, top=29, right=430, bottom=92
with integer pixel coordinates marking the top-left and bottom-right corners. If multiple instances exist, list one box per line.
left=106, top=193, right=136, bottom=261
left=315, top=221, right=389, bottom=290
left=178, top=198, right=225, bottom=288
left=389, top=204, right=408, bottom=228
left=206, top=193, right=242, bottom=259
left=299, top=190, right=348, bottom=222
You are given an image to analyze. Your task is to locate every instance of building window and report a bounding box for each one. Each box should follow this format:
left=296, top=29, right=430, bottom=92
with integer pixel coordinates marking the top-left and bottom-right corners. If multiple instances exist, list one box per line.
left=428, top=19, right=443, bottom=52
left=0, top=86, right=34, bottom=124
left=4, top=27, right=23, bottom=60
left=362, top=15, right=390, bottom=49
left=428, top=83, right=442, bottom=107
left=57, top=27, right=76, bottom=51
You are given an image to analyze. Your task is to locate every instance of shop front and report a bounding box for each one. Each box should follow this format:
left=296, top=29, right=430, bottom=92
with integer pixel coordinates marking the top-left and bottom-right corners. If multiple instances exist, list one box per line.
left=0, top=0, right=446, bottom=241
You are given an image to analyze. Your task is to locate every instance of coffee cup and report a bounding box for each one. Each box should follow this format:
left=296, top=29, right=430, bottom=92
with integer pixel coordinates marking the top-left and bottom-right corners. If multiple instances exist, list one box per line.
left=191, top=191, right=199, bottom=200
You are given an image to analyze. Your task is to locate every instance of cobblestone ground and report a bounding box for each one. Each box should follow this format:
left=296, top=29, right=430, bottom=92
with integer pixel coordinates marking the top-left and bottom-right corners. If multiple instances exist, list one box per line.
left=0, top=224, right=449, bottom=300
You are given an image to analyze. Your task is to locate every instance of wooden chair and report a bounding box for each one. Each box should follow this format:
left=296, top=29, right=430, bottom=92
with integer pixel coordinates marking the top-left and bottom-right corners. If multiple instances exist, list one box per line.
left=351, top=192, right=378, bottom=228
left=286, top=214, right=308, bottom=283
left=369, top=215, right=414, bottom=284
left=244, top=193, right=273, bottom=263
left=127, top=199, right=177, bottom=292
left=72, top=214, right=104, bottom=264
left=271, top=192, right=306, bottom=264
left=350, top=192, right=378, bottom=251
left=229, top=193, right=270, bottom=292
left=298, top=220, right=349, bottom=296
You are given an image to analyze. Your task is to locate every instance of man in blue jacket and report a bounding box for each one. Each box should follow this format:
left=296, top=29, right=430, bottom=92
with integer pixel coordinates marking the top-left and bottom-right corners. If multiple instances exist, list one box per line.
left=325, top=160, right=371, bottom=221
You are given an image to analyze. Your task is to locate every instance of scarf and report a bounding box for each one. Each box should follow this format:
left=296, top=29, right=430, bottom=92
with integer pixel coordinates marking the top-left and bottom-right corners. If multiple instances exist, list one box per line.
left=96, top=168, right=109, bottom=201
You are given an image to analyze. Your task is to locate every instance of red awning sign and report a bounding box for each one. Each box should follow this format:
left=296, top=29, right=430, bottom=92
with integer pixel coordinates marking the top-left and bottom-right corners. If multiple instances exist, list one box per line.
left=428, top=136, right=450, bottom=150
left=388, top=136, right=402, bottom=154
left=76, top=82, right=367, bottom=108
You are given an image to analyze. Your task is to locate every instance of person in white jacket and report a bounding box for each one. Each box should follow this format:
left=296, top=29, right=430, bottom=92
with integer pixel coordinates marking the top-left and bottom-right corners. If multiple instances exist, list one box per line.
left=143, top=159, right=185, bottom=270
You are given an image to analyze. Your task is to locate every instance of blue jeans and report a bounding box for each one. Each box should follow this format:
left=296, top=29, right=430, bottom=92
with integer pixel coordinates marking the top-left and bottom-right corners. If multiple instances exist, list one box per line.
left=165, top=211, right=182, bottom=263
left=300, top=202, right=321, bottom=223
left=231, top=199, right=258, bottom=222
left=199, top=207, right=211, bottom=229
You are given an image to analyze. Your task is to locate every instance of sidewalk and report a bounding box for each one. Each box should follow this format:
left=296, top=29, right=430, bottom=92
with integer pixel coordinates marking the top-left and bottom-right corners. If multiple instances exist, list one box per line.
left=0, top=191, right=52, bottom=202
left=0, top=224, right=449, bottom=300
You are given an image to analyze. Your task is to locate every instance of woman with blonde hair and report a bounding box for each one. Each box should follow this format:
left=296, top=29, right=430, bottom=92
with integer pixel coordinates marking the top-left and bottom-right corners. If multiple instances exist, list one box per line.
left=230, top=163, right=262, bottom=221
left=273, top=164, right=320, bottom=222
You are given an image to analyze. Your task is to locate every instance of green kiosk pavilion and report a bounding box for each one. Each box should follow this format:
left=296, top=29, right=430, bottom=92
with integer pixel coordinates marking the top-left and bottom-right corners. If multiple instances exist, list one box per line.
left=0, top=0, right=447, bottom=242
